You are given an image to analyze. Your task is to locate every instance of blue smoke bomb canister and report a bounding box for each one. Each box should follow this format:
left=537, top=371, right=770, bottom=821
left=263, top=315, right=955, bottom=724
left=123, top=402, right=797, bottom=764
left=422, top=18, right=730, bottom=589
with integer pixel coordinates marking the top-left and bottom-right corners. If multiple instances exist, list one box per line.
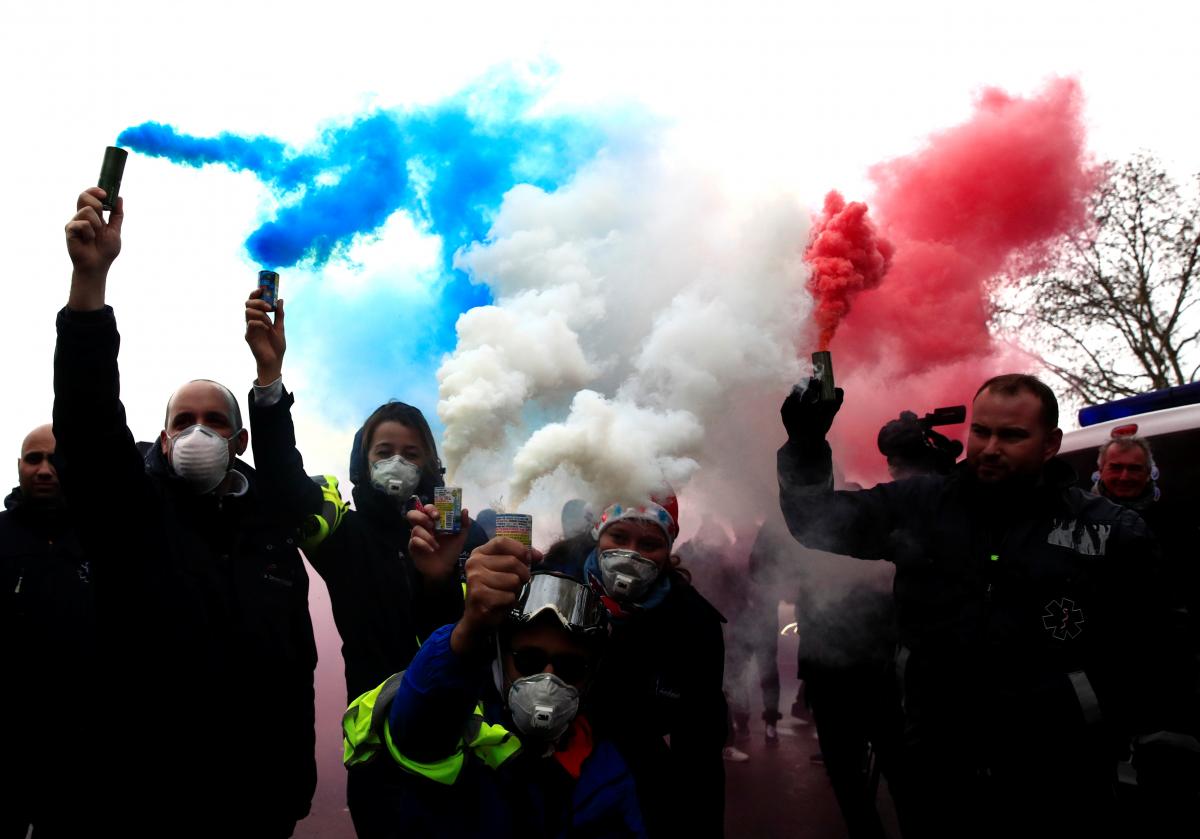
left=434, top=486, right=463, bottom=534
left=258, top=270, right=279, bottom=311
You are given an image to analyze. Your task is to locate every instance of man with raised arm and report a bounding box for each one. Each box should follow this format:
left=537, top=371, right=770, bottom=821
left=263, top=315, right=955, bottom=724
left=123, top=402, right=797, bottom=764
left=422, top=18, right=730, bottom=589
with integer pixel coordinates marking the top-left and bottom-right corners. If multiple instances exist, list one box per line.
left=777, top=373, right=1168, bottom=838
left=54, top=186, right=317, bottom=837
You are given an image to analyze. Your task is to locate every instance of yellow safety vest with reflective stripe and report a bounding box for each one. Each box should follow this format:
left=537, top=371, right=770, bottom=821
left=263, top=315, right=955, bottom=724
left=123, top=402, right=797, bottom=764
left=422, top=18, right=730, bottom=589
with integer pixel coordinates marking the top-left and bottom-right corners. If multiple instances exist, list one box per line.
left=300, top=475, right=349, bottom=551
left=343, top=671, right=523, bottom=785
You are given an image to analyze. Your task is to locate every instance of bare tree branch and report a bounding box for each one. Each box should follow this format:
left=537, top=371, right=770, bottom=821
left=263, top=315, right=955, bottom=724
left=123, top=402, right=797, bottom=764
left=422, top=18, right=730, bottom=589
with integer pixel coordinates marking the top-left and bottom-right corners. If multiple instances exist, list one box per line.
left=993, top=154, right=1200, bottom=405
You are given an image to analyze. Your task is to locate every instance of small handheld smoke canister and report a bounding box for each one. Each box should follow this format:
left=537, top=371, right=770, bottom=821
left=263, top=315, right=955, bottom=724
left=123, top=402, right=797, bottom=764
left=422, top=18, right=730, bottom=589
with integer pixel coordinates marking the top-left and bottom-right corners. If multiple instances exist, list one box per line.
left=258, top=270, right=280, bottom=311
left=811, top=351, right=836, bottom=402
left=495, top=513, right=533, bottom=547
left=98, top=146, right=128, bottom=211
left=433, top=486, right=463, bottom=534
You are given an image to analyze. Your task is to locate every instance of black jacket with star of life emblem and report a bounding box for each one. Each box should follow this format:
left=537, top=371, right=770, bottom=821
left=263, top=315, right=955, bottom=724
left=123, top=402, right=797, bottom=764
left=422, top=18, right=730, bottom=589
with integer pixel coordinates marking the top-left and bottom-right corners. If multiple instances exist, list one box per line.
left=777, top=440, right=1173, bottom=764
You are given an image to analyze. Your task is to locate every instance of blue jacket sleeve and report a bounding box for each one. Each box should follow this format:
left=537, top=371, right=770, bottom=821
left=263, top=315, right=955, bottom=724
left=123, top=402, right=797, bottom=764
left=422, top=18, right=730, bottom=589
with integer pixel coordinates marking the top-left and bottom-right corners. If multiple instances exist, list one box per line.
left=388, top=623, right=487, bottom=762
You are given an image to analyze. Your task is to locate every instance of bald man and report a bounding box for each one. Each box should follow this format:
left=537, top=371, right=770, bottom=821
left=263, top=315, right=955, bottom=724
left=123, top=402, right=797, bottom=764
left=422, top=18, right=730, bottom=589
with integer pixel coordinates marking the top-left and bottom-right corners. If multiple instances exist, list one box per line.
left=53, top=185, right=317, bottom=837
left=1, top=424, right=95, bottom=836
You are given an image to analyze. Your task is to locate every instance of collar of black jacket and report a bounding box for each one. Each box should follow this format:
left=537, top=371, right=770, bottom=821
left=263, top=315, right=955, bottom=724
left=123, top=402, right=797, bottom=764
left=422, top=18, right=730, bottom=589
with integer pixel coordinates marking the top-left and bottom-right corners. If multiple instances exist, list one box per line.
left=1094, top=479, right=1156, bottom=513
left=955, top=456, right=1077, bottom=515
left=4, top=484, right=69, bottom=530
left=139, top=439, right=253, bottom=499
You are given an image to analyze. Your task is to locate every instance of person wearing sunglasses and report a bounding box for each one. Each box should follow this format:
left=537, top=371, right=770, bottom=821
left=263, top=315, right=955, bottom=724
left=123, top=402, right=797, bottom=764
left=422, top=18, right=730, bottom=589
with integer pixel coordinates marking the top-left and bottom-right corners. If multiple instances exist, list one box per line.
left=342, top=535, right=647, bottom=838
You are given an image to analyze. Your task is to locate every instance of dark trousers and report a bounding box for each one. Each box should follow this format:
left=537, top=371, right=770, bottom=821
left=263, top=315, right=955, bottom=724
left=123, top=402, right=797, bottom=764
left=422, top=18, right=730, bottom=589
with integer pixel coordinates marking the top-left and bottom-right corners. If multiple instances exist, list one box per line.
left=804, top=661, right=905, bottom=839
left=894, top=740, right=1116, bottom=839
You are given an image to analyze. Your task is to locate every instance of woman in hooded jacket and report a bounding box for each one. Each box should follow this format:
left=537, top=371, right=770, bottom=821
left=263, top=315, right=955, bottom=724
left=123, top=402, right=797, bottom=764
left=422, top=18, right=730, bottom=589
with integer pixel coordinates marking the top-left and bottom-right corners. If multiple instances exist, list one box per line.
left=302, top=401, right=491, bottom=703
left=545, top=498, right=729, bottom=838
left=244, top=290, right=488, bottom=834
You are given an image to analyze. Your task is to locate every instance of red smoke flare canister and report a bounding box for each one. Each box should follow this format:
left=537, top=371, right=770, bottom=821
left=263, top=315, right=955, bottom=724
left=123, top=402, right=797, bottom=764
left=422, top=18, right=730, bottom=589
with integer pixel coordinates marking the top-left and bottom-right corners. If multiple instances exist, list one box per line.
left=812, top=351, right=836, bottom=402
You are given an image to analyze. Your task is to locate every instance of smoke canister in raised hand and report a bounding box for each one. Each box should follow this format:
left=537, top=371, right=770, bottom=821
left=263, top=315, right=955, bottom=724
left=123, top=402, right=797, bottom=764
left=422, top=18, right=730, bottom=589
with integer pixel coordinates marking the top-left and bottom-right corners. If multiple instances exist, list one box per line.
left=98, top=146, right=128, bottom=211
left=812, top=351, right=836, bottom=402
left=434, top=486, right=463, bottom=534
left=258, top=270, right=280, bottom=311
left=495, top=513, right=533, bottom=547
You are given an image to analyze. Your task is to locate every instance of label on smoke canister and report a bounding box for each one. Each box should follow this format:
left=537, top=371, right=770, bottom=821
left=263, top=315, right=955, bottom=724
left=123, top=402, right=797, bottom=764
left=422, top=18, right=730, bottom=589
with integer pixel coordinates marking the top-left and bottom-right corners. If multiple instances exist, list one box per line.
left=258, top=270, right=280, bottom=310
left=495, top=513, right=533, bottom=546
left=434, top=486, right=462, bottom=534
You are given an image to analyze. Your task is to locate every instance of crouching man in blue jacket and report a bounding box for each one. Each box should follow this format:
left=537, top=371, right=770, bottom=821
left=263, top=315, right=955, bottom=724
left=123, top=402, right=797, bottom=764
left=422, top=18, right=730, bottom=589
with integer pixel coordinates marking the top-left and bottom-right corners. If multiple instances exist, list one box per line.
left=343, top=529, right=647, bottom=838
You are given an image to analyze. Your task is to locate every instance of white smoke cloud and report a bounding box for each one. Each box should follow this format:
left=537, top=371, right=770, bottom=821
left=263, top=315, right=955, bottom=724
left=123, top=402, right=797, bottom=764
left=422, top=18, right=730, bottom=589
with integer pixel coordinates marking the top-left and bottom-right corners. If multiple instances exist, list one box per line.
left=436, top=146, right=812, bottom=542
left=510, top=388, right=703, bottom=505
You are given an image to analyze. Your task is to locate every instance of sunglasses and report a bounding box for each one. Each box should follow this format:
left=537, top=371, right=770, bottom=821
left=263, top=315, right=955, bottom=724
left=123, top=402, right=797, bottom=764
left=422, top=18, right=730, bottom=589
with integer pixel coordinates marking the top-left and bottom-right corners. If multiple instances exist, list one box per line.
left=510, top=647, right=592, bottom=684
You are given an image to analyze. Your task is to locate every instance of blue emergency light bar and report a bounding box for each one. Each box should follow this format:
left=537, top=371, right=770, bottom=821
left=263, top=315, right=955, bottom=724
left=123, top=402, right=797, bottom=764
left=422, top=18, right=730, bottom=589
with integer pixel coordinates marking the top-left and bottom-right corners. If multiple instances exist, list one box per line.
left=1078, top=381, right=1200, bottom=427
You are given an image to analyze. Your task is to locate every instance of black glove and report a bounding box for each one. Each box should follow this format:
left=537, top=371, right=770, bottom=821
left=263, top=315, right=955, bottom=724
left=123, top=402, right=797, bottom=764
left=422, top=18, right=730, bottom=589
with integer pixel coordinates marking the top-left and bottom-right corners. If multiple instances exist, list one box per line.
left=780, top=379, right=844, bottom=443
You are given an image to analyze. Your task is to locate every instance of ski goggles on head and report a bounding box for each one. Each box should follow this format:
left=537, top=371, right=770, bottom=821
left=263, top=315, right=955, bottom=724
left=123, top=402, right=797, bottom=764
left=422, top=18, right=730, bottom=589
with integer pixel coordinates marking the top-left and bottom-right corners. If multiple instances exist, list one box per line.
left=512, top=573, right=606, bottom=637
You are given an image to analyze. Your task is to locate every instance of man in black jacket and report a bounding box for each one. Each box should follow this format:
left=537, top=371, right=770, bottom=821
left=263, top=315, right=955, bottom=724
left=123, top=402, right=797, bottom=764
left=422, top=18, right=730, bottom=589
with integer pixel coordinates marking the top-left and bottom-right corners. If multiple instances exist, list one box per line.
left=1091, top=434, right=1200, bottom=829
left=1, top=424, right=95, bottom=837
left=777, top=373, right=1165, bottom=838
left=55, top=186, right=317, bottom=837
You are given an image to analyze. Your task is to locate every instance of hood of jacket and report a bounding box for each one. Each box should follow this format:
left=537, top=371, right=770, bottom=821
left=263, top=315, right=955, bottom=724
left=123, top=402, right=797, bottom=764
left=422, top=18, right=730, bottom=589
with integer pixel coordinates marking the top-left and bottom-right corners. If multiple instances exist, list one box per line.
left=4, top=483, right=69, bottom=532
left=349, top=401, right=444, bottom=522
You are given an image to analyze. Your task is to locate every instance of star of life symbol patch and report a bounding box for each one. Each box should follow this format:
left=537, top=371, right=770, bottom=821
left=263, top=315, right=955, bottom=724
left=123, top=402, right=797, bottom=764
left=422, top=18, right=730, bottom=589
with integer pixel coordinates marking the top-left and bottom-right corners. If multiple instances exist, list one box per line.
left=1043, top=598, right=1085, bottom=640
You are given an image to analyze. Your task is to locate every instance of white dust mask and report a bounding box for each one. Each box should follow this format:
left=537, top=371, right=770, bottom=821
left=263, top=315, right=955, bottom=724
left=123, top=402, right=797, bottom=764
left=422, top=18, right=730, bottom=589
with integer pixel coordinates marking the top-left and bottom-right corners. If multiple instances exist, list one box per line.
left=168, top=424, right=232, bottom=494
left=370, top=455, right=421, bottom=500
left=507, top=672, right=580, bottom=742
left=597, top=548, right=662, bottom=602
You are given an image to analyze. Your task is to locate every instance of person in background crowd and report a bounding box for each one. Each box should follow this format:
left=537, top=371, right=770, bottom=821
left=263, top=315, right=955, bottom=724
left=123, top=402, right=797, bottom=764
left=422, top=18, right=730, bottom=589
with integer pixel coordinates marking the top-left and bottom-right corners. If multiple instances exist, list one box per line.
left=683, top=518, right=782, bottom=762
left=56, top=186, right=317, bottom=837
left=1092, top=432, right=1200, bottom=834
left=877, top=409, right=962, bottom=480
left=796, top=407, right=962, bottom=836
left=1, top=424, right=94, bottom=837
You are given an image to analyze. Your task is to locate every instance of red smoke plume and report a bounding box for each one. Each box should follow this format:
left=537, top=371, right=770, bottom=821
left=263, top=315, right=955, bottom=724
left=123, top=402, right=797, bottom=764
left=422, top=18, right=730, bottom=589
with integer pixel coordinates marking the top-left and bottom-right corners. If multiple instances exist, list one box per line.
left=805, top=192, right=894, bottom=350
left=818, top=78, right=1094, bottom=482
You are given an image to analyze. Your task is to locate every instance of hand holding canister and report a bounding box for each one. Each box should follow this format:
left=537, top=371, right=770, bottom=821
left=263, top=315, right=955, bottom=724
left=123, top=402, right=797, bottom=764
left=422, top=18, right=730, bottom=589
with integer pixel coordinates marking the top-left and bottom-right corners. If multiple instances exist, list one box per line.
left=97, top=146, right=127, bottom=212
left=780, top=352, right=844, bottom=443
left=65, top=182, right=124, bottom=312
left=245, top=284, right=286, bottom=385
left=452, top=535, right=542, bottom=656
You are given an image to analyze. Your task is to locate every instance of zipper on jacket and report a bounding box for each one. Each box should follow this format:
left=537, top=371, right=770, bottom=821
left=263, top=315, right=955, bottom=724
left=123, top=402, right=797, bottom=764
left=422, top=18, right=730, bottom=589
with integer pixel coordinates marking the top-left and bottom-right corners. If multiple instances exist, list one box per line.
left=984, top=554, right=999, bottom=603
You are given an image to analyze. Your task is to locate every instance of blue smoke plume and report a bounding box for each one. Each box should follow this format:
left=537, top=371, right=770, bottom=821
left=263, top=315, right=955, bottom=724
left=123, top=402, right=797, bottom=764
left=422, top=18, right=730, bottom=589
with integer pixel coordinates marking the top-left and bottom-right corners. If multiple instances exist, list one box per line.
left=118, top=74, right=621, bottom=433
left=119, top=79, right=604, bottom=272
